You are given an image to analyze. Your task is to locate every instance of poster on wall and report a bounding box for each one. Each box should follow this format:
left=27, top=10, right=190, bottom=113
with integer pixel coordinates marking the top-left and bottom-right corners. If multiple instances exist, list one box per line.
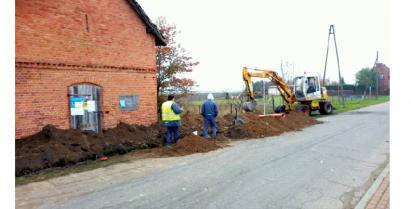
left=70, top=97, right=84, bottom=116
left=87, top=100, right=96, bottom=112
left=119, top=99, right=126, bottom=108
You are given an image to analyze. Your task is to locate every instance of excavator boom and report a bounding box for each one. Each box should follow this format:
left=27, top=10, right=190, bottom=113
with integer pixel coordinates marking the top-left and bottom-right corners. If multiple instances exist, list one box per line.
left=242, top=67, right=296, bottom=111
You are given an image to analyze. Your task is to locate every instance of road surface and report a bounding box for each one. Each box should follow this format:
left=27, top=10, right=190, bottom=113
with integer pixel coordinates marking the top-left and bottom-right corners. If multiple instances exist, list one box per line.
left=16, top=102, right=389, bottom=209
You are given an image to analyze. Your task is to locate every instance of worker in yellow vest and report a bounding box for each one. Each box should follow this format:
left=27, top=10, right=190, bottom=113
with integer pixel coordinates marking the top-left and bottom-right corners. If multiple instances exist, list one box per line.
left=161, top=95, right=183, bottom=146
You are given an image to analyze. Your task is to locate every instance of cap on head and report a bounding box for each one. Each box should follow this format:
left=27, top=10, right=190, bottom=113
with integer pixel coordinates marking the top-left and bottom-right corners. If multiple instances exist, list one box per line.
left=167, top=95, right=175, bottom=100
left=207, top=93, right=214, bottom=100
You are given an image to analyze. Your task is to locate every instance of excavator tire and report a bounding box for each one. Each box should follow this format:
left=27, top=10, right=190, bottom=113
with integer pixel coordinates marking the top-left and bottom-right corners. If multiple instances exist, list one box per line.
left=295, top=104, right=310, bottom=115
left=319, top=102, right=333, bottom=115
left=274, top=105, right=285, bottom=113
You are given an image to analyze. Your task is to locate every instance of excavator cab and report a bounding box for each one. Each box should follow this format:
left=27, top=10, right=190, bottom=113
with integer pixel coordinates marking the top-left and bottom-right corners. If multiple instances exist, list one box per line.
left=293, top=75, right=322, bottom=101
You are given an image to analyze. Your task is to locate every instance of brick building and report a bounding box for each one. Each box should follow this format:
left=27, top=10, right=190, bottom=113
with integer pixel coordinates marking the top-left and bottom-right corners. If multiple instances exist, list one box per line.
left=15, top=0, right=165, bottom=139
left=376, top=63, right=390, bottom=95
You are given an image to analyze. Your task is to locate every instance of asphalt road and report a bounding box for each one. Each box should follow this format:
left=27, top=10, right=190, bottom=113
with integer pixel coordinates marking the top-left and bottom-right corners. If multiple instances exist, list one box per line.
left=16, top=102, right=389, bottom=209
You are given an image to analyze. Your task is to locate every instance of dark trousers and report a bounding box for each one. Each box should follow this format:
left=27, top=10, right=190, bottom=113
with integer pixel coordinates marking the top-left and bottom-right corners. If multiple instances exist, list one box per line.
left=203, top=116, right=217, bottom=138
left=166, top=126, right=179, bottom=145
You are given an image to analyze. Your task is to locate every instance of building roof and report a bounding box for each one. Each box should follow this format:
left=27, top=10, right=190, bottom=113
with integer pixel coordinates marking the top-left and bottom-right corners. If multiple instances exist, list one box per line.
left=376, top=63, right=390, bottom=73
left=126, top=0, right=166, bottom=46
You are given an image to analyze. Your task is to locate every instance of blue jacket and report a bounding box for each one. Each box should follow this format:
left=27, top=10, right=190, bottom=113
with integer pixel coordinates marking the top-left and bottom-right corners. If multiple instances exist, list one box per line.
left=201, top=99, right=218, bottom=118
left=162, top=102, right=183, bottom=127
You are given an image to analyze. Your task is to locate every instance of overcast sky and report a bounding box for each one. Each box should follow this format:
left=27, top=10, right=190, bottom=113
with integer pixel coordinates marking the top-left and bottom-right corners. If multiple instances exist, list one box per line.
left=138, top=0, right=390, bottom=92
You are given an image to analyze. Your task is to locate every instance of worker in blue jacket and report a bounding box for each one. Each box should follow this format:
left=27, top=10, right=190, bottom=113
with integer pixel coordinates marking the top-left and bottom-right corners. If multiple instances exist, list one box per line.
left=161, top=95, right=183, bottom=146
left=201, top=93, right=219, bottom=138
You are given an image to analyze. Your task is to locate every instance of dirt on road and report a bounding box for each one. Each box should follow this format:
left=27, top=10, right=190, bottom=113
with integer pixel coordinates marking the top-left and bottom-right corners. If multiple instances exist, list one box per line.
left=15, top=111, right=319, bottom=177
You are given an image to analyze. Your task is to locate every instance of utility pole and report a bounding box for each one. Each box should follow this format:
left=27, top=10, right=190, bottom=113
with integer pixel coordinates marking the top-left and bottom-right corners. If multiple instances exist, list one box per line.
left=374, top=51, right=379, bottom=99
left=323, top=25, right=344, bottom=105
left=263, top=80, right=266, bottom=115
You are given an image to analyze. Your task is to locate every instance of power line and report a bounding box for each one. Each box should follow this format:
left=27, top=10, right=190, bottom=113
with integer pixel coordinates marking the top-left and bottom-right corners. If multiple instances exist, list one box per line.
left=323, top=25, right=344, bottom=105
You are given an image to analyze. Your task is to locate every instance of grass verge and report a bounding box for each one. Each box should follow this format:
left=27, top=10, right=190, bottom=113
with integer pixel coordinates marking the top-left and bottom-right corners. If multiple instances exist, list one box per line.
left=312, top=95, right=389, bottom=117
left=331, top=96, right=389, bottom=112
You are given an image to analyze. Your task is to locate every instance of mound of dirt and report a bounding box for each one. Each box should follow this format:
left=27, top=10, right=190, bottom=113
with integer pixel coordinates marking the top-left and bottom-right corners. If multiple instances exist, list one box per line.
left=15, top=123, right=161, bottom=177
left=179, top=111, right=234, bottom=137
left=15, top=110, right=319, bottom=177
left=225, top=111, right=320, bottom=139
left=159, top=134, right=221, bottom=156
left=103, top=122, right=160, bottom=147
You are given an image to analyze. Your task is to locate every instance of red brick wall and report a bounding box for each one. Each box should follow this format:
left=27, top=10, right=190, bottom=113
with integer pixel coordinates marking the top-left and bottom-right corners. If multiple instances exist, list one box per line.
left=15, top=0, right=159, bottom=139
left=377, top=63, right=390, bottom=94
left=15, top=64, right=157, bottom=138
left=16, top=0, right=156, bottom=67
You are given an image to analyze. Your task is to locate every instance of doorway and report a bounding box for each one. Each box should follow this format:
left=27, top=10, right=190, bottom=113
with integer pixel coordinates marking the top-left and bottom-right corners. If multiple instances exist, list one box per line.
left=69, top=84, right=101, bottom=133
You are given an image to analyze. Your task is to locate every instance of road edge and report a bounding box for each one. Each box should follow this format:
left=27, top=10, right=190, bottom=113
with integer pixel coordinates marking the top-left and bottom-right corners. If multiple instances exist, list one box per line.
left=354, top=163, right=389, bottom=209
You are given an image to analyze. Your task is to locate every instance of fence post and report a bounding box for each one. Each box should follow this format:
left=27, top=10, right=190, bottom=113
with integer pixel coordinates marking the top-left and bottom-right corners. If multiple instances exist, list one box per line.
left=272, top=96, right=275, bottom=112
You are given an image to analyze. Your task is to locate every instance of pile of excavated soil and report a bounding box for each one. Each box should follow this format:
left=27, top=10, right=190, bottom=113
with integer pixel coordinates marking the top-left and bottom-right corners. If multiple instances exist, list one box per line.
left=226, top=111, right=320, bottom=139
left=179, top=110, right=319, bottom=139
left=179, top=111, right=232, bottom=137
left=15, top=110, right=319, bottom=176
left=159, top=134, right=221, bottom=157
left=15, top=123, right=161, bottom=176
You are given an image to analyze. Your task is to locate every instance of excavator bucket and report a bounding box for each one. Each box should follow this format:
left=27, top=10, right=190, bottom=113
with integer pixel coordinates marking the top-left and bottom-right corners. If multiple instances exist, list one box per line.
left=243, top=101, right=257, bottom=112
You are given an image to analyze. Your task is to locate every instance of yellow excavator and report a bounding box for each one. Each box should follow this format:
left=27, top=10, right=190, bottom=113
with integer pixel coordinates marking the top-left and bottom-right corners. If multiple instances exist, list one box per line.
left=242, top=67, right=333, bottom=115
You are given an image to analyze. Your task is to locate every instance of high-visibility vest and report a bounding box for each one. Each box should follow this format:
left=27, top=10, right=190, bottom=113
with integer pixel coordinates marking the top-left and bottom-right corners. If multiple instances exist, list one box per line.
left=161, top=101, right=181, bottom=121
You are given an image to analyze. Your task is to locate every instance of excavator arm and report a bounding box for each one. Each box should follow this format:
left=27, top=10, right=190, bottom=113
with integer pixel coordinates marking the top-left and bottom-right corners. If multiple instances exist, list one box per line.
left=242, top=67, right=297, bottom=111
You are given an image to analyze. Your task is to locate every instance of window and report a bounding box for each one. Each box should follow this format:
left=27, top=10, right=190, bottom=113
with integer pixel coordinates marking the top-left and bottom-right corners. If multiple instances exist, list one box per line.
left=379, top=73, right=384, bottom=80
left=119, top=95, right=139, bottom=110
left=293, top=77, right=305, bottom=98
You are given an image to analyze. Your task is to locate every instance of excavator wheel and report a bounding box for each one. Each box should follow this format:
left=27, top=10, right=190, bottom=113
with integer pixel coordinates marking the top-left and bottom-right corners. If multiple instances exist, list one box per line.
left=295, top=104, right=310, bottom=115
left=319, top=102, right=333, bottom=115
left=274, top=105, right=285, bottom=113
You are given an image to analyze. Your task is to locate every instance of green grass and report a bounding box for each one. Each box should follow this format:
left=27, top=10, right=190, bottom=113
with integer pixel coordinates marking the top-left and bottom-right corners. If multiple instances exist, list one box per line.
left=185, top=96, right=285, bottom=115
left=309, top=95, right=389, bottom=117
left=329, top=95, right=389, bottom=112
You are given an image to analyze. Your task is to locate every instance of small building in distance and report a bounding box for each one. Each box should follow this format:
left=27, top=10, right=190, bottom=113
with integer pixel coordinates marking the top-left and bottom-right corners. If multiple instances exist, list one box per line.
left=376, top=63, right=390, bottom=95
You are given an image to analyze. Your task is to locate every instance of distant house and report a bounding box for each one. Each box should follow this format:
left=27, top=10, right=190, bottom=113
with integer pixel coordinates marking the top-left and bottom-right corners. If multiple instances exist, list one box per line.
left=376, top=63, right=390, bottom=95
left=15, top=0, right=165, bottom=139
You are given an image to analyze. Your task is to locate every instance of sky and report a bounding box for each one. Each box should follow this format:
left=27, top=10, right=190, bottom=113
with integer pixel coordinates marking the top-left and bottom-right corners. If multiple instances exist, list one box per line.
left=138, top=0, right=390, bottom=92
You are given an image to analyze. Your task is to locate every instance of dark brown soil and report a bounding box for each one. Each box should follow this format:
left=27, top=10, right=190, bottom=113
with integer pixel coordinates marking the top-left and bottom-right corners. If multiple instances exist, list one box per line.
left=15, top=111, right=319, bottom=177
left=225, top=111, right=320, bottom=139
left=15, top=123, right=161, bottom=177
left=159, top=134, right=221, bottom=157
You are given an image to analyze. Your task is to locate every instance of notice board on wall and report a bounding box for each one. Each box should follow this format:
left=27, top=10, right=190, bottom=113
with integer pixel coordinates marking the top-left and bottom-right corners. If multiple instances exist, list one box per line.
left=70, top=96, right=84, bottom=115
left=119, top=95, right=139, bottom=111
